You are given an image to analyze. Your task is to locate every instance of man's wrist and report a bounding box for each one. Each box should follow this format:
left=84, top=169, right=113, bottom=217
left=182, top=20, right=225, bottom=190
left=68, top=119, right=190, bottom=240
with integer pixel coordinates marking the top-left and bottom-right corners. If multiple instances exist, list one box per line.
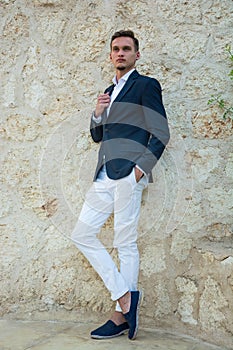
left=92, top=111, right=102, bottom=123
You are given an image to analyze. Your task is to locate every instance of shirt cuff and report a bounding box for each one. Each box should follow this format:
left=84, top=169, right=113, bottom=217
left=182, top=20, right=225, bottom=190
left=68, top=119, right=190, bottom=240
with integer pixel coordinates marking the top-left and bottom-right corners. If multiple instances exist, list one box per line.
left=92, top=111, right=102, bottom=124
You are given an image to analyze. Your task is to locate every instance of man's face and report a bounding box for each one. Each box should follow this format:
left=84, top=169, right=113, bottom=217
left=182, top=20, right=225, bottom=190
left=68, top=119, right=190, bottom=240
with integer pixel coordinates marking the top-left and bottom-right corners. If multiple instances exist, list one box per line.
left=110, top=36, right=140, bottom=72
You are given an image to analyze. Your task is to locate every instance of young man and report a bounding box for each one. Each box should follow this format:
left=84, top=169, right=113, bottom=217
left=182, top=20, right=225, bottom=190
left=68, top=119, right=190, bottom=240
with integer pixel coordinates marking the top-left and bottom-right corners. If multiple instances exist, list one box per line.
left=71, top=30, right=169, bottom=340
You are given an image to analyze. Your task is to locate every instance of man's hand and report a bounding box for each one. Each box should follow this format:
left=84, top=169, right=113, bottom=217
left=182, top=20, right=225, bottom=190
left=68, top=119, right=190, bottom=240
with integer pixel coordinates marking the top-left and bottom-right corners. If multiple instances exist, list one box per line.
left=134, top=167, right=144, bottom=182
left=95, top=92, right=111, bottom=117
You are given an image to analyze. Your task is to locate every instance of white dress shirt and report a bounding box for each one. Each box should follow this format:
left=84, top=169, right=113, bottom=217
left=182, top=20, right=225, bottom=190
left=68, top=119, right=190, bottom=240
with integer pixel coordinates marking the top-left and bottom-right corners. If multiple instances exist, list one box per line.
left=92, top=68, right=135, bottom=123
left=106, top=68, right=135, bottom=116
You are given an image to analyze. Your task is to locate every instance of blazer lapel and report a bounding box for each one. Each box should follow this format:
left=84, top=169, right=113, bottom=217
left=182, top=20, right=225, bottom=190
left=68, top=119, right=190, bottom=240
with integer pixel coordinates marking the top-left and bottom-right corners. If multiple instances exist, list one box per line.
left=105, top=84, right=115, bottom=96
left=102, top=84, right=115, bottom=122
left=106, top=70, right=139, bottom=119
left=113, top=70, right=139, bottom=103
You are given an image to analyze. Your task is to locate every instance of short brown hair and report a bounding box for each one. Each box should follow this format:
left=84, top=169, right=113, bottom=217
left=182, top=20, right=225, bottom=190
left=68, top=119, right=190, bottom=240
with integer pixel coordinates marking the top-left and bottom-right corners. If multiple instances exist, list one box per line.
left=110, top=30, right=139, bottom=51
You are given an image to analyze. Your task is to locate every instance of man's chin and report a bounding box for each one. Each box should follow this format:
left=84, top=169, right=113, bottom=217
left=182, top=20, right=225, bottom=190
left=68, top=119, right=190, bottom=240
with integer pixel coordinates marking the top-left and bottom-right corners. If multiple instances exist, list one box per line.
left=116, top=66, right=126, bottom=71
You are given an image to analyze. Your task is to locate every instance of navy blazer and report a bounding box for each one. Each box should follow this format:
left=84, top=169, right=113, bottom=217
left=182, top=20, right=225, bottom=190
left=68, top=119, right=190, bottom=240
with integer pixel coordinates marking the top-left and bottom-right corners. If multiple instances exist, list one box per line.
left=90, top=70, right=170, bottom=182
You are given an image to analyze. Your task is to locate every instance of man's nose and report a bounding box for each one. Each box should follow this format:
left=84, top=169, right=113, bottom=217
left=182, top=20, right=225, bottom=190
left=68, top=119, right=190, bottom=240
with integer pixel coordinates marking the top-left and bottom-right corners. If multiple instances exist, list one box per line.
left=118, top=50, right=124, bottom=56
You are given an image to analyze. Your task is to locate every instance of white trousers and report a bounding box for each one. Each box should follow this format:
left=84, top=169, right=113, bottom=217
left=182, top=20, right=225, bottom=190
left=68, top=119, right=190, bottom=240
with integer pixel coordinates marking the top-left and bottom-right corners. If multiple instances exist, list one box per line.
left=71, top=167, right=147, bottom=312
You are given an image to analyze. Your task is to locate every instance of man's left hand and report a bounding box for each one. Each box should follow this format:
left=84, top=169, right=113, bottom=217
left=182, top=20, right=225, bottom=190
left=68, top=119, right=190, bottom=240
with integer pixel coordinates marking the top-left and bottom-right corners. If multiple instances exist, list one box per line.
left=134, top=167, right=144, bottom=182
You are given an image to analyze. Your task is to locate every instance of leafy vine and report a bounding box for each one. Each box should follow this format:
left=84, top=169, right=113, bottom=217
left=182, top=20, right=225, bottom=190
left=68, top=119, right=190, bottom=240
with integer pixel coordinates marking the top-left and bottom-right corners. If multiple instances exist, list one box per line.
left=208, top=45, right=233, bottom=120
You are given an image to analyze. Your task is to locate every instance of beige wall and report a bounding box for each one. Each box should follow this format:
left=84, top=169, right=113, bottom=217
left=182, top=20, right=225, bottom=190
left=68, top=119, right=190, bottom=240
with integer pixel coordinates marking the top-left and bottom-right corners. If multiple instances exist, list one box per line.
left=0, top=0, right=232, bottom=348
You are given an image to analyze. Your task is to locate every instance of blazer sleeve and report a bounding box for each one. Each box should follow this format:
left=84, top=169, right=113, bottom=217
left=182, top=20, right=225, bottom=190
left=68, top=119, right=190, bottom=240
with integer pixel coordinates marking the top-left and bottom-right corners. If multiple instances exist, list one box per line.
left=90, top=116, right=103, bottom=143
left=136, top=78, right=170, bottom=174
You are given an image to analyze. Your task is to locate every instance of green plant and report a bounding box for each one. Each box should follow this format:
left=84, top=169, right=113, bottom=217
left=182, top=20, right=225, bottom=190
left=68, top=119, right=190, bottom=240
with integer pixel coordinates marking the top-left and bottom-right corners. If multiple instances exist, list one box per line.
left=208, top=45, right=233, bottom=120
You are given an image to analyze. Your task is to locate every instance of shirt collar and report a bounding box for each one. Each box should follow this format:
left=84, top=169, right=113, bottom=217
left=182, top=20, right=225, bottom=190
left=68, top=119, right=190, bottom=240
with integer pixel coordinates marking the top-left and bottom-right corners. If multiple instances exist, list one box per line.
left=112, top=68, right=135, bottom=85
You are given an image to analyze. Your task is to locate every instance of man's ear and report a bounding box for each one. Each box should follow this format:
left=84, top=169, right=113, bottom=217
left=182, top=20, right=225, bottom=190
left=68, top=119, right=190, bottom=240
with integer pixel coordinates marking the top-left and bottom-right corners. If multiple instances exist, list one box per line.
left=136, top=51, right=140, bottom=60
left=110, top=53, right=113, bottom=60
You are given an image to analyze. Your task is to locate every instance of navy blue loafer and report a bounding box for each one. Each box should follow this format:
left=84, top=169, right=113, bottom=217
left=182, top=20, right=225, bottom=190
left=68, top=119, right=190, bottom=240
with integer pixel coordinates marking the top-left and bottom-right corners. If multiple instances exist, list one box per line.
left=90, top=320, right=129, bottom=339
left=123, top=290, right=143, bottom=340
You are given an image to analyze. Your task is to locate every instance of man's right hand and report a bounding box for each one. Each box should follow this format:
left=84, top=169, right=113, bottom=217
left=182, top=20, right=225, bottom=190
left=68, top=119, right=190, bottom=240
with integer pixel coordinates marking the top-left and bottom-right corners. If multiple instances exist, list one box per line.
left=94, top=92, right=111, bottom=117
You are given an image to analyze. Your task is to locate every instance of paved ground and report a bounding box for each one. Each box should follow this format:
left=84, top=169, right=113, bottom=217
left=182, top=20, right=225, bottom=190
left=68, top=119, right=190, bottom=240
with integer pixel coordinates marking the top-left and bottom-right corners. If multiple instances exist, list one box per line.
left=0, top=320, right=229, bottom=350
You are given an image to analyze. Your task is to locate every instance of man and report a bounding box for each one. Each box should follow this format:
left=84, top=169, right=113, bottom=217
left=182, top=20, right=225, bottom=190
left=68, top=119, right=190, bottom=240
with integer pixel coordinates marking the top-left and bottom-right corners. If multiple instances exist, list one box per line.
left=71, top=30, right=169, bottom=340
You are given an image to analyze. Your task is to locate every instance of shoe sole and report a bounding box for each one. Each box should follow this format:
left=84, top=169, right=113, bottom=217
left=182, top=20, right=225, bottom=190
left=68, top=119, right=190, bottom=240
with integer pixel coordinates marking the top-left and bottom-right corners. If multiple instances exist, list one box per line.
left=130, top=290, right=143, bottom=340
left=91, top=329, right=129, bottom=339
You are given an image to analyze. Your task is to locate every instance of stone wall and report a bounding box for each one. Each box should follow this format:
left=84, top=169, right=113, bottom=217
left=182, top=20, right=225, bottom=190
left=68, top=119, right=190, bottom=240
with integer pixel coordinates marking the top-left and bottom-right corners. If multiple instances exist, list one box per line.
left=0, top=0, right=232, bottom=348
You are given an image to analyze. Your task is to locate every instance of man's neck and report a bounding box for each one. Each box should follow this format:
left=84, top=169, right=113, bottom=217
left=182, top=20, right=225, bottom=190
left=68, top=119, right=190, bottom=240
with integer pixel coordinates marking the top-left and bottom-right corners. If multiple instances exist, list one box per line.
left=115, top=67, right=135, bottom=82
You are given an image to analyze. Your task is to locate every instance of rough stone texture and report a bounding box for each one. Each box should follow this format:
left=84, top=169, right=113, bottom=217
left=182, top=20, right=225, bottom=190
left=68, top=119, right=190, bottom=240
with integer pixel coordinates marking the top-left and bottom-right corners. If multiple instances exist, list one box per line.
left=0, top=0, right=232, bottom=349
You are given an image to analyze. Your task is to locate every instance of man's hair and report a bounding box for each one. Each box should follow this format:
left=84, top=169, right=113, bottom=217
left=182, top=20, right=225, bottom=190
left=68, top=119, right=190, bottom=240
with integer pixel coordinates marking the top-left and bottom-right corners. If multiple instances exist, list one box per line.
left=110, top=30, right=139, bottom=51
